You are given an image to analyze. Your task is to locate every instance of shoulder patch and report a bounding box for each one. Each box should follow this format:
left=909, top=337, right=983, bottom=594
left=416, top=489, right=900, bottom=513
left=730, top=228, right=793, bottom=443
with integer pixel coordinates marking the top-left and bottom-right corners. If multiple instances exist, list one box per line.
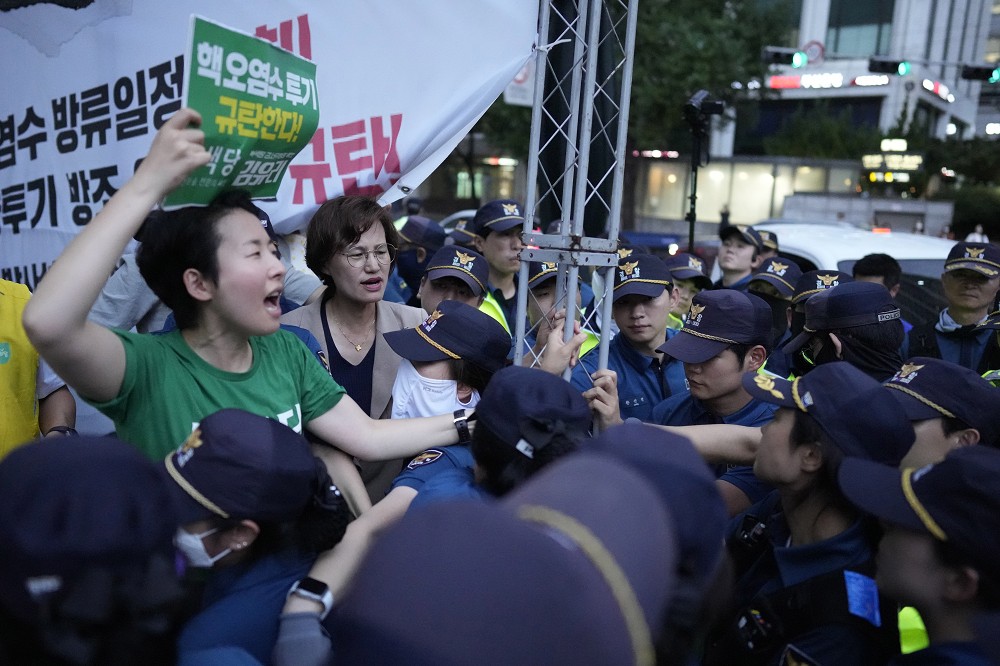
left=407, top=449, right=444, bottom=469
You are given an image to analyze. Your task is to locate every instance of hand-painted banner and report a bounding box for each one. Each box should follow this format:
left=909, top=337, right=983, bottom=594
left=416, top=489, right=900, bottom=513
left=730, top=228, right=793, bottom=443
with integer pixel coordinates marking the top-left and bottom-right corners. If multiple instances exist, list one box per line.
left=0, top=1, right=538, bottom=288
left=164, top=15, right=321, bottom=207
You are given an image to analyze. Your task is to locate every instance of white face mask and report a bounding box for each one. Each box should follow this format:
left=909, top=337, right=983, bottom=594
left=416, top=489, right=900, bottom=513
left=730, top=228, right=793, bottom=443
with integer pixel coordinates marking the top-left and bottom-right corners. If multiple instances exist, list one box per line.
left=391, top=359, right=480, bottom=420
left=174, top=527, right=232, bottom=568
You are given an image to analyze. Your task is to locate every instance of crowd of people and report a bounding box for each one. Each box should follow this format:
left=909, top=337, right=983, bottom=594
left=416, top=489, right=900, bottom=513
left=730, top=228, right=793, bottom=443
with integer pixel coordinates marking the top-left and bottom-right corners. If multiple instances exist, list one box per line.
left=3, top=108, right=1000, bottom=665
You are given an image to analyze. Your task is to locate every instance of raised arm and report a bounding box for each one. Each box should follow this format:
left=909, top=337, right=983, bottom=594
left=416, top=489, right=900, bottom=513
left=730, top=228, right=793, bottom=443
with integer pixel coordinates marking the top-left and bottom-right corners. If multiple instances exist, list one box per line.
left=306, top=394, right=463, bottom=461
left=22, top=109, right=211, bottom=402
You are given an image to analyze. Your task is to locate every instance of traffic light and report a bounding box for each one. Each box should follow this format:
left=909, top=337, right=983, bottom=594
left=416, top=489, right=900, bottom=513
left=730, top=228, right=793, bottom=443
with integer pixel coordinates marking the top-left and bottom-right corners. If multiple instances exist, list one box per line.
left=960, top=64, right=1000, bottom=83
left=762, top=46, right=808, bottom=68
left=869, top=57, right=910, bottom=75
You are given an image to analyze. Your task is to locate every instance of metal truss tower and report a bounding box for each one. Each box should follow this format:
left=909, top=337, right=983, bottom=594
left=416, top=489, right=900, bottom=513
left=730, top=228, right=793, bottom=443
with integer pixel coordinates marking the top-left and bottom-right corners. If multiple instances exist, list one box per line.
left=514, top=0, right=639, bottom=387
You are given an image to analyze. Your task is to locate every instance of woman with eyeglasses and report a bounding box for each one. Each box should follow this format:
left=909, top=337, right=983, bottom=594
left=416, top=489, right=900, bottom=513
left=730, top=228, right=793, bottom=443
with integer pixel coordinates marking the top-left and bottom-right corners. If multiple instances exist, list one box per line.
left=281, top=196, right=428, bottom=504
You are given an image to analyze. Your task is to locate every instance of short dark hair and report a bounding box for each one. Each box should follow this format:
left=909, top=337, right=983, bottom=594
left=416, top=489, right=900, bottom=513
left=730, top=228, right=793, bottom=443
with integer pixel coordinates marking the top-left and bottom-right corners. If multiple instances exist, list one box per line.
left=853, top=253, right=902, bottom=291
left=444, top=357, right=500, bottom=394
left=305, top=196, right=399, bottom=294
left=941, top=416, right=974, bottom=437
left=934, top=539, right=1000, bottom=609
left=137, top=190, right=260, bottom=330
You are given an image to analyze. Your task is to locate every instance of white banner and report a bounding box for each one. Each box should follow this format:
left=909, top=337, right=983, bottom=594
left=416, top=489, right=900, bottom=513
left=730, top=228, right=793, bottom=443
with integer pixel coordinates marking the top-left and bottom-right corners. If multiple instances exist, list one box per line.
left=0, top=1, right=539, bottom=289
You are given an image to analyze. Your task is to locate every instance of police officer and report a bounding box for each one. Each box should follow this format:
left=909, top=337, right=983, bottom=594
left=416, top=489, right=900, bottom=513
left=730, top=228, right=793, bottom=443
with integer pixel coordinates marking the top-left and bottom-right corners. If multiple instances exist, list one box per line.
left=652, top=289, right=775, bottom=516
left=471, top=199, right=526, bottom=334
left=384, top=215, right=448, bottom=307
left=704, top=362, right=912, bottom=665
left=838, top=446, right=1000, bottom=665
left=747, top=256, right=803, bottom=364
left=909, top=241, right=1000, bottom=373
left=714, top=225, right=765, bottom=292
left=572, top=253, right=686, bottom=423
left=783, top=280, right=904, bottom=381
left=664, top=251, right=712, bottom=329
left=416, top=245, right=490, bottom=314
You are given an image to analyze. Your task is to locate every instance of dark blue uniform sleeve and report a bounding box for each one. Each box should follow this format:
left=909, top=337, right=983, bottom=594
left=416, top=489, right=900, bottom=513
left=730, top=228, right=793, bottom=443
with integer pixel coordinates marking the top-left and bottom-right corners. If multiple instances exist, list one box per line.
left=392, top=447, right=474, bottom=492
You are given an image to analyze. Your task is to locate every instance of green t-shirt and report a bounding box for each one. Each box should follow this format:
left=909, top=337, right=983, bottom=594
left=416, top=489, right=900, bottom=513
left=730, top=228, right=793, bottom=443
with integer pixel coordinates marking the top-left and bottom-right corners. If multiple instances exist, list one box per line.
left=91, top=329, right=345, bottom=459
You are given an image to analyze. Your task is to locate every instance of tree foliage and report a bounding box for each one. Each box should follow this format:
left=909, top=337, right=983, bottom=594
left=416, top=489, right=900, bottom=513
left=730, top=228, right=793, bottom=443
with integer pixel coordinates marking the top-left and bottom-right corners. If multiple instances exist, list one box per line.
left=476, top=0, right=792, bottom=157
left=761, top=101, right=882, bottom=158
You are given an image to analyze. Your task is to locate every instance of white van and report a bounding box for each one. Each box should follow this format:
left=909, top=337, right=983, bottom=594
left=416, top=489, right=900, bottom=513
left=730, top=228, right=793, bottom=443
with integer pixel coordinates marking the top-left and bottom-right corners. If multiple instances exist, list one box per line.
left=752, top=221, right=955, bottom=325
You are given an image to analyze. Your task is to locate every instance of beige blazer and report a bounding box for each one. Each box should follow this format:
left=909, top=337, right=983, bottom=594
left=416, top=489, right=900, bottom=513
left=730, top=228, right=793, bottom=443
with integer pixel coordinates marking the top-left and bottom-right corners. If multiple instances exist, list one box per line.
left=281, top=298, right=427, bottom=504
left=281, top=298, right=427, bottom=419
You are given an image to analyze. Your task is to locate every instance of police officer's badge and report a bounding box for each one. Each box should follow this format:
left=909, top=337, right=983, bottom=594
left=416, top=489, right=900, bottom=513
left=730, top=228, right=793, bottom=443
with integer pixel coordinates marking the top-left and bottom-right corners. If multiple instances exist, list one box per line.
left=687, top=303, right=707, bottom=327
left=423, top=309, right=444, bottom=332
left=502, top=203, right=520, bottom=216
left=454, top=251, right=476, bottom=270
left=892, top=363, right=924, bottom=384
left=768, top=262, right=789, bottom=276
left=816, top=274, right=840, bottom=288
left=407, top=449, right=443, bottom=469
left=619, top=261, right=640, bottom=281
left=618, top=247, right=634, bottom=259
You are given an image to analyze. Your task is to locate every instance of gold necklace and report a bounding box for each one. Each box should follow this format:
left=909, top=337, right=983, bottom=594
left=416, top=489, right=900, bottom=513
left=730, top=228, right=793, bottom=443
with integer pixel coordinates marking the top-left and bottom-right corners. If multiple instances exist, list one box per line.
left=335, top=317, right=375, bottom=352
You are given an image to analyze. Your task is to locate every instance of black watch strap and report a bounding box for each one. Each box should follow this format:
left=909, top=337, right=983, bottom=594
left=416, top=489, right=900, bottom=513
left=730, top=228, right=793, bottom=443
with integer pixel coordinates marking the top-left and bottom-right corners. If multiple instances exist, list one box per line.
left=453, top=409, right=471, bottom=445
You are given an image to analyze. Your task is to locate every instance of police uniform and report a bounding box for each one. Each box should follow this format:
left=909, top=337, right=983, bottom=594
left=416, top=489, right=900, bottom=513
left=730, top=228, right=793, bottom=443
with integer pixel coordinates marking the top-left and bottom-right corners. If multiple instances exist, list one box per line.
left=576, top=253, right=681, bottom=421
left=651, top=391, right=777, bottom=505
left=908, top=242, right=1000, bottom=373
left=655, top=289, right=779, bottom=506
left=573, top=330, right=687, bottom=422
left=703, top=364, right=912, bottom=665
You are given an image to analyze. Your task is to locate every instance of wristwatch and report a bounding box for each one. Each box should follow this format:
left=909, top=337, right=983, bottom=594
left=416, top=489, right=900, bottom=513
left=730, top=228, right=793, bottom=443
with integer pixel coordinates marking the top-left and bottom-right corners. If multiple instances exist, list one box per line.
left=287, top=577, right=334, bottom=620
left=453, top=409, right=471, bottom=445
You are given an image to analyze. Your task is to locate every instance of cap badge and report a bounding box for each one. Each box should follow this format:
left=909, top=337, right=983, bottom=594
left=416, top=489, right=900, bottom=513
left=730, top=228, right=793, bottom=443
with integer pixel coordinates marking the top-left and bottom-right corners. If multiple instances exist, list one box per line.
left=967, top=247, right=985, bottom=259
left=893, top=363, right=924, bottom=384
left=423, top=309, right=444, bottom=332
left=768, top=261, right=788, bottom=276
left=543, top=261, right=557, bottom=270
left=687, top=302, right=707, bottom=327
left=753, top=374, right=785, bottom=400
left=176, top=427, right=203, bottom=467
left=455, top=220, right=468, bottom=231
left=617, top=248, right=634, bottom=259
left=454, top=251, right=476, bottom=270
left=688, top=256, right=703, bottom=270
left=817, top=274, right=840, bottom=287
left=619, top=261, right=640, bottom=279
left=501, top=203, right=519, bottom=216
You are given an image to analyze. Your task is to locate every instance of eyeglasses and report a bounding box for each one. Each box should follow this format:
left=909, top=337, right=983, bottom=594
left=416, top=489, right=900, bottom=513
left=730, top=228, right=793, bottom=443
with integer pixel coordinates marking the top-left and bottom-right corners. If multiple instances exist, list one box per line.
left=341, top=244, right=396, bottom=268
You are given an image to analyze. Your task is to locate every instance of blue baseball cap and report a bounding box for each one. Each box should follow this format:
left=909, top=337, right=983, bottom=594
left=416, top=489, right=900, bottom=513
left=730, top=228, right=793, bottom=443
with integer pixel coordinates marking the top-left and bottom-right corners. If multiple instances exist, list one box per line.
left=527, top=260, right=559, bottom=289
left=664, top=252, right=712, bottom=291
left=383, top=300, right=511, bottom=373
left=163, top=409, right=331, bottom=525
left=944, top=241, right=1000, bottom=278
left=884, top=357, right=1000, bottom=446
left=758, top=229, right=779, bottom=252
left=613, top=252, right=673, bottom=301
left=589, top=423, right=727, bottom=589
left=423, top=246, right=489, bottom=296
left=719, top=224, right=764, bottom=252
left=398, top=215, right=448, bottom=254
left=657, top=289, right=772, bottom=363
left=448, top=218, right=480, bottom=248
left=839, top=446, right=1000, bottom=576
left=743, top=361, right=914, bottom=465
left=472, top=199, right=525, bottom=235
left=749, top=256, right=803, bottom=300
left=333, top=456, right=677, bottom=664
left=790, top=269, right=853, bottom=305
left=475, top=366, right=591, bottom=460
left=0, top=436, right=178, bottom=622
left=783, top=281, right=901, bottom=354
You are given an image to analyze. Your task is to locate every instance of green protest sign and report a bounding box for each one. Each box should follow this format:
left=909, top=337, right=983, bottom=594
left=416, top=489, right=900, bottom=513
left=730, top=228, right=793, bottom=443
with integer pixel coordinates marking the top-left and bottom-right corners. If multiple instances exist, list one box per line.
left=164, top=15, right=320, bottom=207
